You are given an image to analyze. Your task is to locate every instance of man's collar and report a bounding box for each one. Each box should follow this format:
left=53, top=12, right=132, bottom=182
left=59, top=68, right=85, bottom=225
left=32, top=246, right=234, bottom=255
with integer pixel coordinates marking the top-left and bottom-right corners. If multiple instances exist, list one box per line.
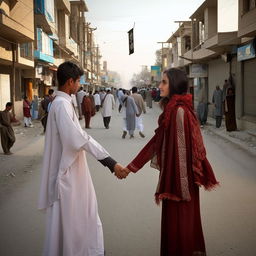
left=56, top=91, right=72, bottom=102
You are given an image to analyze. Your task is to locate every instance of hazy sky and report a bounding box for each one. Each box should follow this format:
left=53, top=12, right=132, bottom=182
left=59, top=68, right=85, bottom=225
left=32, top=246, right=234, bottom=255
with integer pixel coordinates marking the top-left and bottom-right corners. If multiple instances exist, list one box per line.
left=86, top=0, right=205, bottom=87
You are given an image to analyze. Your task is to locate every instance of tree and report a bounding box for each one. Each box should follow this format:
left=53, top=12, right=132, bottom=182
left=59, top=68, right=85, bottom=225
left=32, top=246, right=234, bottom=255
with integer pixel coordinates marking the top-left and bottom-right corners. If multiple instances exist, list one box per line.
left=130, top=66, right=151, bottom=88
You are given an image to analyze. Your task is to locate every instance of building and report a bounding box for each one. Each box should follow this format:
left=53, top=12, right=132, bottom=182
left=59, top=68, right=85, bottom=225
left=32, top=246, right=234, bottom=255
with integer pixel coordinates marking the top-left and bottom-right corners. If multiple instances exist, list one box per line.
left=0, top=0, right=34, bottom=118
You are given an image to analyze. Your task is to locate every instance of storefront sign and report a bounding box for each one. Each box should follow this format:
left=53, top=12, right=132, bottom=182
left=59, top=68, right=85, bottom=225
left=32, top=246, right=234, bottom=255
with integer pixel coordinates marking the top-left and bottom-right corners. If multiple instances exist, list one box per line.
left=237, top=42, right=255, bottom=61
left=189, top=64, right=208, bottom=78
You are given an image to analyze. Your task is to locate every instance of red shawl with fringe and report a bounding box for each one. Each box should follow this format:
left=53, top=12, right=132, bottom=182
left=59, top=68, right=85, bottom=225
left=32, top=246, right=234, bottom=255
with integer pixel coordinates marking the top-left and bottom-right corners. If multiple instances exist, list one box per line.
left=127, top=94, right=218, bottom=204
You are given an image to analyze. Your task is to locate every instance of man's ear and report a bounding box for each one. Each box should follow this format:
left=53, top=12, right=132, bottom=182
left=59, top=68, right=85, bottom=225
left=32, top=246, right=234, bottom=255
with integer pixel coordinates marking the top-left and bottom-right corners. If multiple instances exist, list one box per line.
left=67, top=78, right=74, bottom=86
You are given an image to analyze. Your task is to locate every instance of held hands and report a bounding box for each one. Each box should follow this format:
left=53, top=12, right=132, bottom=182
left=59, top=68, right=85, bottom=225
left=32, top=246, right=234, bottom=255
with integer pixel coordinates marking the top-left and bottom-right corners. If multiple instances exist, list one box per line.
left=114, top=163, right=130, bottom=179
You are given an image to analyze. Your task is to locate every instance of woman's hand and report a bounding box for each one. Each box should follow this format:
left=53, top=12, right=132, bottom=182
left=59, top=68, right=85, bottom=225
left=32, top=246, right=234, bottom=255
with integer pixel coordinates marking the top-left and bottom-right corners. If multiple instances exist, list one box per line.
left=114, top=164, right=130, bottom=179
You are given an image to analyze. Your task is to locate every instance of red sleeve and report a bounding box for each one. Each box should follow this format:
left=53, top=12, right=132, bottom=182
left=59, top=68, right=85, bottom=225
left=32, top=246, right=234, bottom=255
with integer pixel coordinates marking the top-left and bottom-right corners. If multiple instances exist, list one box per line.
left=127, top=134, right=156, bottom=173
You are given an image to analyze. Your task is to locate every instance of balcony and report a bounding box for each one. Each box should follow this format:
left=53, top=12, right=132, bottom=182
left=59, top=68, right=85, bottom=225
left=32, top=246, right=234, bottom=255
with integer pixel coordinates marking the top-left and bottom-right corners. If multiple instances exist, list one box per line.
left=0, top=13, right=34, bottom=43
left=238, top=6, right=256, bottom=37
left=34, top=28, right=54, bottom=63
left=34, top=0, right=55, bottom=34
left=183, top=47, right=217, bottom=63
left=203, top=32, right=240, bottom=52
left=56, top=0, right=70, bottom=14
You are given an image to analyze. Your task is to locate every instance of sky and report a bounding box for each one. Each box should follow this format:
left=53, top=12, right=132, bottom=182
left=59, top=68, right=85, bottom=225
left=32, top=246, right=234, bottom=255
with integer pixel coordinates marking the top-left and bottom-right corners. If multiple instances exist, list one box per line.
left=86, top=0, right=205, bottom=88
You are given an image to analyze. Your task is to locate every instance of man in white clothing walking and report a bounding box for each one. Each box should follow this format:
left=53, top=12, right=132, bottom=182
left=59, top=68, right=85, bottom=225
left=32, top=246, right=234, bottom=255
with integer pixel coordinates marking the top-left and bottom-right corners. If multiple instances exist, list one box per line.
left=38, top=61, right=126, bottom=256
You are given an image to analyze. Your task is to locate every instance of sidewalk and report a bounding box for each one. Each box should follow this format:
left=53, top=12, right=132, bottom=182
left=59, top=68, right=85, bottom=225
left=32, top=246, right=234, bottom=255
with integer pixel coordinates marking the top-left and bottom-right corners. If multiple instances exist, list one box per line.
left=203, top=117, right=256, bottom=156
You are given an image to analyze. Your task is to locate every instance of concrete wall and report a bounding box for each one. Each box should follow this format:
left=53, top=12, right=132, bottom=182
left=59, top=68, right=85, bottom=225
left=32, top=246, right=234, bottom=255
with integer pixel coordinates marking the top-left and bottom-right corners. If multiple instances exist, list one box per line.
left=0, top=39, right=12, bottom=62
left=204, top=7, right=217, bottom=40
left=10, top=0, right=34, bottom=36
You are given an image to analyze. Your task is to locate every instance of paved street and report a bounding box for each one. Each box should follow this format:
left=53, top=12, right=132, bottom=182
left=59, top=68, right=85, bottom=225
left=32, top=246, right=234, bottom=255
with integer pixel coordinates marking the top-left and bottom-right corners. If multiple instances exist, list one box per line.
left=0, top=104, right=256, bottom=256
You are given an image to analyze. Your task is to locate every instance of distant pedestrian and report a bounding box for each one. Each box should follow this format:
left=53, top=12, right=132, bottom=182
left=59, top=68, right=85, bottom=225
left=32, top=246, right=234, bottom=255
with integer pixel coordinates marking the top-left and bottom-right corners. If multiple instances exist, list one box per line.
left=88, top=91, right=96, bottom=114
left=101, top=90, right=115, bottom=129
left=122, top=91, right=139, bottom=138
left=76, top=87, right=86, bottom=120
left=224, top=87, right=237, bottom=132
left=222, top=79, right=229, bottom=100
left=0, top=102, right=15, bottom=155
left=23, top=96, right=33, bottom=127
left=41, top=89, right=54, bottom=132
left=82, top=93, right=95, bottom=129
left=146, top=88, right=153, bottom=108
left=197, top=85, right=208, bottom=127
left=93, top=91, right=101, bottom=112
left=31, top=95, right=39, bottom=120
left=131, top=86, right=146, bottom=138
left=99, top=89, right=106, bottom=106
left=212, top=85, right=223, bottom=128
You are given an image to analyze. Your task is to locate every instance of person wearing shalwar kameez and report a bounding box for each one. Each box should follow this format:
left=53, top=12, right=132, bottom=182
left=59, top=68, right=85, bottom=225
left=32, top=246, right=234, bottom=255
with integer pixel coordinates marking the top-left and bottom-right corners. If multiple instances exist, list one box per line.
left=0, top=102, right=15, bottom=155
left=121, top=68, right=218, bottom=256
left=38, top=61, right=125, bottom=256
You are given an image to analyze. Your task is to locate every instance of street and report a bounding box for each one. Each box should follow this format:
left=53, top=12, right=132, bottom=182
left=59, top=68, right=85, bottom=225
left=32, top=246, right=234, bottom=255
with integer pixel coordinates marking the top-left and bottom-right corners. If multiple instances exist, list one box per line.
left=0, top=104, right=256, bottom=256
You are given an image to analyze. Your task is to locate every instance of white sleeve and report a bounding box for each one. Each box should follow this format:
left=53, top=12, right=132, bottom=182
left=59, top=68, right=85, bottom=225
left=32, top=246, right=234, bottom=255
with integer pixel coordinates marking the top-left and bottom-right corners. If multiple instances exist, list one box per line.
left=56, top=102, right=110, bottom=160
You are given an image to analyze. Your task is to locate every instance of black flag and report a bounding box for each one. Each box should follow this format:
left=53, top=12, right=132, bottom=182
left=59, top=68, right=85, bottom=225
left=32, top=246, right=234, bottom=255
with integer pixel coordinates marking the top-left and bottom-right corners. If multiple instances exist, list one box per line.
left=128, top=28, right=134, bottom=55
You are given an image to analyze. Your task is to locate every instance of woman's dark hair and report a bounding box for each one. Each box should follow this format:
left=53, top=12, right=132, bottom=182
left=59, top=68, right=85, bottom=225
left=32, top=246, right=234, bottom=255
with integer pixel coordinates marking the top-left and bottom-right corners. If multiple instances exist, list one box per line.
left=160, top=68, right=189, bottom=108
left=57, top=61, right=84, bottom=87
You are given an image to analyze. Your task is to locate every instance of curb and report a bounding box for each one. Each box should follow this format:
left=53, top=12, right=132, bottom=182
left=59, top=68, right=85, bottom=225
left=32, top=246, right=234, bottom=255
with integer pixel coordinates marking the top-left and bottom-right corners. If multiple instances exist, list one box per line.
left=203, top=125, right=256, bottom=157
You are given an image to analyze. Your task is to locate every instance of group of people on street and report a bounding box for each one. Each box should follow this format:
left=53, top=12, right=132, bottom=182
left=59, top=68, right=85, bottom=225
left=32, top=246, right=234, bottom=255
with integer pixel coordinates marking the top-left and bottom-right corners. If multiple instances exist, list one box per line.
left=37, top=61, right=218, bottom=256
left=197, top=79, right=237, bottom=132
left=212, top=79, right=237, bottom=131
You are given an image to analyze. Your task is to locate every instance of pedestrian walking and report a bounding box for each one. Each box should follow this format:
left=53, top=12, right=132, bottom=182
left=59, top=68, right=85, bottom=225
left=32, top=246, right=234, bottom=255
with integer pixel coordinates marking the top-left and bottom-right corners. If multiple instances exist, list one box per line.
left=76, top=87, right=86, bottom=120
left=88, top=91, right=96, bottom=114
left=81, top=93, right=95, bottom=129
left=196, top=84, right=208, bottom=127
left=0, top=102, right=15, bottom=155
left=146, top=88, right=153, bottom=108
left=101, top=90, right=115, bottom=129
left=23, top=96, right=33, bottom=127
left=93, top=91, right=101, bottom=112
left=31, top=95, right=39, bottom=120
left=212, top=85, right=223, bottom=128
left=224, top=87, right=237, bottom=132
left=120, top=68, right=219, bottom=256
left=99, top=89, right=106, bottom=106
left=122, top=91, right=139, bottom=139
left=131, top=86, right=146, bottom=138
left=38, top=61, right=126, bottom=256
left=41, top=89, right=54, bottom=132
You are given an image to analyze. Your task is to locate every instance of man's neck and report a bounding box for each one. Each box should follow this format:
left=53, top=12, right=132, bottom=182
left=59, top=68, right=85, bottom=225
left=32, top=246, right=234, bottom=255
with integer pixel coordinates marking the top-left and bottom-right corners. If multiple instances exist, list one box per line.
left=59, top=87, right=71, bottom=95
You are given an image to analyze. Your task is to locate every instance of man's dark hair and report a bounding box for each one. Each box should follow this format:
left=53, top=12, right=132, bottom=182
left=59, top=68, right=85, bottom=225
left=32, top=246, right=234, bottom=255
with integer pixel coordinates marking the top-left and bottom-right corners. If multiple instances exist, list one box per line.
left=132, top=86, right=138, bottom=93
left=6, top=102, right=13, bottom=107
left=48, top=89, right=54, bottom=95
left=57, top=61, right=84, bottom=87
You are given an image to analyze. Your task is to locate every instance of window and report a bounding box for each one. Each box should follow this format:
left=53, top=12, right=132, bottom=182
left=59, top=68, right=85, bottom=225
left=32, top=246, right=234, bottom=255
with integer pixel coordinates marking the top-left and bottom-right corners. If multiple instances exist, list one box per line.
left=243, top=0, right=256, bottom=13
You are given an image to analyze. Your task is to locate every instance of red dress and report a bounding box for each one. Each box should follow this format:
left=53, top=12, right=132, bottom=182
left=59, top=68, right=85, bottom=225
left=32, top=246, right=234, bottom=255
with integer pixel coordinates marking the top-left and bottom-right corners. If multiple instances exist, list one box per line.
left=127, top=94, right=218, bottom=256
left=23, top=100, right=31, bottom=118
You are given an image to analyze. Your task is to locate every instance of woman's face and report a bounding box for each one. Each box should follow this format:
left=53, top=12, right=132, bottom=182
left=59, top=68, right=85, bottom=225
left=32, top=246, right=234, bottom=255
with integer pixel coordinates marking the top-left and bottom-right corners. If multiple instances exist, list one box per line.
left=159, top=73, right=170, bottom=97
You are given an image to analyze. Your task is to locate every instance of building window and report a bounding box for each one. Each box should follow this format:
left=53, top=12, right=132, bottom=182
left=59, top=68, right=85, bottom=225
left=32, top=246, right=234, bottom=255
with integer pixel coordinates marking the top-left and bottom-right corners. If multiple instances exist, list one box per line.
left=243, top=0, right=256, bottom=13
left=20, top=43, right=33, bottom=60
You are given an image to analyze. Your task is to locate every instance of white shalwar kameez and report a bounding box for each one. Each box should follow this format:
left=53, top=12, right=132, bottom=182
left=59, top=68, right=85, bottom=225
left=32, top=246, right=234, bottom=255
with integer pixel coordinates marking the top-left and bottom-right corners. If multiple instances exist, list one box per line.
left=39, top=91, right=111, bottom=256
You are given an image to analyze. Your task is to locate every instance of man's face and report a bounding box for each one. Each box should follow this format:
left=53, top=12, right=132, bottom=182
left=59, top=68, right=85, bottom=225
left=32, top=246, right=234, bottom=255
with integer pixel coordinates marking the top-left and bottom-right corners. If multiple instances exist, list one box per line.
left=6, top=106, right=12, bottom=112
left=69, top=78, right=81, bottom=94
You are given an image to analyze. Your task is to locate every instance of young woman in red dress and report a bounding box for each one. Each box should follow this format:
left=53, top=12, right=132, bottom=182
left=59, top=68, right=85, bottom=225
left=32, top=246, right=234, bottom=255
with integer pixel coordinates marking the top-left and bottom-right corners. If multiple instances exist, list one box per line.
left=122, top=68, right=219, bottom=256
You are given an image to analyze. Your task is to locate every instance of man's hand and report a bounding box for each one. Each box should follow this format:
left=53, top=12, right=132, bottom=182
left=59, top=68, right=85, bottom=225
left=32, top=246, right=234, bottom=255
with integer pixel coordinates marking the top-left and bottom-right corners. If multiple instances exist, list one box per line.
left=114, top=164, right=130, bottom=179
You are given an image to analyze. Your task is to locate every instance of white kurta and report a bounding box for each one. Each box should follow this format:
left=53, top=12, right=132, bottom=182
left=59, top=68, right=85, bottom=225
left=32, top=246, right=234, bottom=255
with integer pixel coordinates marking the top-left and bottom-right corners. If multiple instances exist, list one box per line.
left=39, top=91, right=110, bottom=256
left=101, top=94, right=115, bottom=117
left=93, top=94, right=101, bottom=106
